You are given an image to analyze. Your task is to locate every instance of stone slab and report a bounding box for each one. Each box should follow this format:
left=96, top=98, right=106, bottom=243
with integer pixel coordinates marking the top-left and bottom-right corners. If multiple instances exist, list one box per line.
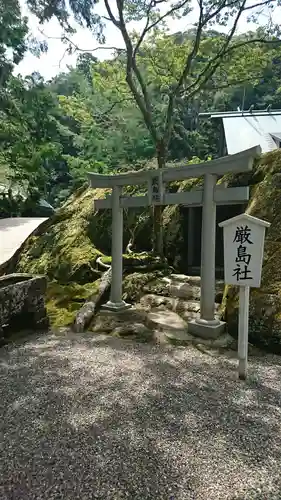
left=170, top=274, right=202, bottom=286
left=176, top=300, right=201, bottom=314
left=0, top=274, right=48, bottom=337
left=93, top=307, right=148, bottom=333
left=188, top=319, right=225, bottom=340
left=169, top=283, right=201, bottom=300
left=164, top=330, right=194, bottom=343
left=140, top=294, right=178, bottom=311
left=146, top=310, right=187, bottom=334
left=112, top=323, right=152, bottom=339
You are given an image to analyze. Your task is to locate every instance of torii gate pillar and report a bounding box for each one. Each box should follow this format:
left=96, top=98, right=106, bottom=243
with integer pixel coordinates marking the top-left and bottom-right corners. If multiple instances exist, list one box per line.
left=102, top=185, right=131, bottom=312
left=187, top=174, right=225, bottom=338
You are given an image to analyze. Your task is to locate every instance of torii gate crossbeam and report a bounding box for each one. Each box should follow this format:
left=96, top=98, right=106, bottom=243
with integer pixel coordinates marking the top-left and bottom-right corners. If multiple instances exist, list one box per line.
left=88, top=145, right=261, bottom=339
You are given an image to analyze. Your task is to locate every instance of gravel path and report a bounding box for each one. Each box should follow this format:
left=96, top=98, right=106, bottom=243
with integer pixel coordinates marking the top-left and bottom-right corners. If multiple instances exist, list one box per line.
left=0, top=218, right=47, bottom=266
left=0, top=331, right=281, bottom=500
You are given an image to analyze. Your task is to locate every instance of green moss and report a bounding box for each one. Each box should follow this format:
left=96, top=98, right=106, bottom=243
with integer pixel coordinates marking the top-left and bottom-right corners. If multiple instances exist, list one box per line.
left=223, top=150, right=281, bottom=353
left=100, top=252, right=168, bottom=272
left=123, top=269, right=171, bottom=303
left=46, top=281, right=99, bottom=327
left=12, top=188, right=104, bottom=284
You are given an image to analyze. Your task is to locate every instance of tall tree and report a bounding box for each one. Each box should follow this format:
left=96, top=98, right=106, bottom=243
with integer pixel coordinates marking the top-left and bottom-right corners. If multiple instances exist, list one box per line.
left=0, top=74, right=72, bottom=202
left=26, top=0, right=281, bottom=253
left=0, top=0, right=28, bottom=86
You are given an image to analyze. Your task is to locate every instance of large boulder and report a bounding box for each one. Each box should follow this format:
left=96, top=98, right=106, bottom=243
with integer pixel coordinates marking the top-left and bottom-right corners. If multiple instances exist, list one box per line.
left=0, top=184, right=170, bottom=327
left=0, top=273, right=49, bottom=341
left=222, top=150, right=281, bottom=353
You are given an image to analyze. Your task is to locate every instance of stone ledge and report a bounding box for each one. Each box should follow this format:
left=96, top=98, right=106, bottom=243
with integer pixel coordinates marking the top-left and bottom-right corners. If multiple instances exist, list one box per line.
left=188, top=318, right=225, bottom=340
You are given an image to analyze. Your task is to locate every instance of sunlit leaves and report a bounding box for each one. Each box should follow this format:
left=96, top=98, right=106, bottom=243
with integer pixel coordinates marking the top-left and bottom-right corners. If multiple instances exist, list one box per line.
left=0, top=75, right=69, bottom=197
left=0, top=0, right=28, bottom=85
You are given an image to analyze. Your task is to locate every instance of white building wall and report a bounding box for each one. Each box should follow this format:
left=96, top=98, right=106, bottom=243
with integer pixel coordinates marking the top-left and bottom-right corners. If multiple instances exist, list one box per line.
left=222, top=115, right=281, bottom=154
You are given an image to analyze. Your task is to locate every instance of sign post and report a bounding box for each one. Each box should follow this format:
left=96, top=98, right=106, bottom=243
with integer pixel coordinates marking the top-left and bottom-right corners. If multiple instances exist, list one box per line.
left=219, top=214, right=270, bottom=380
left=238, top=285, right=250, bottom=380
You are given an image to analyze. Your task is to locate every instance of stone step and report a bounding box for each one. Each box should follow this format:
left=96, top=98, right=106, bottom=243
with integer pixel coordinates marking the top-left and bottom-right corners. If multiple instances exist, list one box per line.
left=176, top=300, right=200, bottom=314
left=169, top=282, right=201, bottom=301
left=176, top=300, right=221, bottom=316
left=164, top=330, right=233, bottom=348
left=150, top=275, right=225, bottom=303
left=171, top=274, right=201, bottom=286
left=146, top=310, right=188, bottom=335
left=140, top=294, right=177, bottom=311
left=164, top=274, right=224, bottom=289
left=164, top=330, right=194, bottom=344
left=139, top=294, right=222, bottom=322
left=161, top=274, right=225, bottom=303
left=145, top=309, right=228, bottom=346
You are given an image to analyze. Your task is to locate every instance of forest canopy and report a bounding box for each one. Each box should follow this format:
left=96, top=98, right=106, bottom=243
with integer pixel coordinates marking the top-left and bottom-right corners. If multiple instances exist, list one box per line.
left=1, top=0, right=281, bottom=216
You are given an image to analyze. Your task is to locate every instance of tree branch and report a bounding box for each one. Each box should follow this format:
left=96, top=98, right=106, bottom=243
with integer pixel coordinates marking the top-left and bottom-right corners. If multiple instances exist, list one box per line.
left=176, top=0, right=279, bottom=99
left=133, top=0, right=190, bottom=58
left=243, top=0, right=277, bottom=11
left=202, top=77, right=260, bottom=91
left=103, top=0, right=120, bottom=26
left=94, top=96, right=134, bottom=120
left=38, top=28, right=124, bottom=54
left=175, top=0, right=204, bottom=94
left=225, top=36, right=281, bottom=55
left=133, top=1, right=153, bottom=58
left=183, top=35, right=281, bottom=101
left=160, top=3, right=204, bottom=151
left=112, top=0, right=158, bottom=143
left=181, top=0, right=249, bottom=99
left=162, top=0, right=256, bottom=150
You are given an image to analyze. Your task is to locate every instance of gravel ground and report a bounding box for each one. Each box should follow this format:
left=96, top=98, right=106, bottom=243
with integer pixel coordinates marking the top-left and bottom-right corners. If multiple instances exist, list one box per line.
left=0, top=330, right=281, bottom=500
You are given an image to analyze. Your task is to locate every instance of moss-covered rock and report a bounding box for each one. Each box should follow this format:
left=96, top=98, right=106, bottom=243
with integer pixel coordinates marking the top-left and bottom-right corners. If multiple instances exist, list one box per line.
left=122, top=269, right=172, bottom=303
left=91, top=308, right=154, bottom=342
left=101, top=252, right=170, bottom=273
left=222, top=150, right=281, bottom=353
left=46, top=281, right=100, bottom=328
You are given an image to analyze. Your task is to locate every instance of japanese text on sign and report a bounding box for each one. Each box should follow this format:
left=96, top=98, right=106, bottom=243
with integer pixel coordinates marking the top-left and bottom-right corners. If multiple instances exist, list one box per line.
left=219, top=213, right=270, bottom=288
left=232, top=225, right=253, bottom=282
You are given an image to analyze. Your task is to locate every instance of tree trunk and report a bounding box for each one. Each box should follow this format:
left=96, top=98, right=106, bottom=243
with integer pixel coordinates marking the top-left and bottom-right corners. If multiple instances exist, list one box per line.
left=152, top=141, right=166, bottom=257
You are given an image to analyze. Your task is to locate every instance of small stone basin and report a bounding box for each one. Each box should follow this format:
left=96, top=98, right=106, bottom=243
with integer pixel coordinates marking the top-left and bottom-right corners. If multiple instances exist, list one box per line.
left=0, top=273, right=49, bottom=340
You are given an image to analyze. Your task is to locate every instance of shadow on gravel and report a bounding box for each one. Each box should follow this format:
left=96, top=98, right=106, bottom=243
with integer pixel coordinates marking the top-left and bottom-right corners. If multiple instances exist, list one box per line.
left=0, top=331, right=281, bottom=500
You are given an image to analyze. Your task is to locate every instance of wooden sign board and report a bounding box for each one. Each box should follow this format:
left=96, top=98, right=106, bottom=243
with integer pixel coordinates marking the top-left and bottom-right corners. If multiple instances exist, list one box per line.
left=219, top=213, right=270, bottom=288
left=219, top=213, right=270, bottom=380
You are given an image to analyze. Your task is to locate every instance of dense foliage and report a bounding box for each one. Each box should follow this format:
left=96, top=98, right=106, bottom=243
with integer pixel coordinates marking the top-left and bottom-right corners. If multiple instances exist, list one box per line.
left=1, top=0, right=281, bottom=217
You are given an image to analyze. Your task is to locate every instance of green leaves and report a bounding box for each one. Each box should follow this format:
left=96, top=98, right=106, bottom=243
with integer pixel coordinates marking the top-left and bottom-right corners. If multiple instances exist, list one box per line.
left=0, top=0, right=28, bottom=85
left=25, top=0, right=281, bottom=172
left=2, top=0, right=281, bottom=215
left=0, top=74, right=71, bottom=201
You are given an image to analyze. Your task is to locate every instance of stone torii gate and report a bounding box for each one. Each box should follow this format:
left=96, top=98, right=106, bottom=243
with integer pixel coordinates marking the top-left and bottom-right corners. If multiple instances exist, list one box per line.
left=88, top=145, right=260, bottom=338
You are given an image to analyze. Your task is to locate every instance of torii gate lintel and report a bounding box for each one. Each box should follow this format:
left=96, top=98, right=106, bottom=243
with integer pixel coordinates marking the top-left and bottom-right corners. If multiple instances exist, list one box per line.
left=88, top=145, right=261, bottom=339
